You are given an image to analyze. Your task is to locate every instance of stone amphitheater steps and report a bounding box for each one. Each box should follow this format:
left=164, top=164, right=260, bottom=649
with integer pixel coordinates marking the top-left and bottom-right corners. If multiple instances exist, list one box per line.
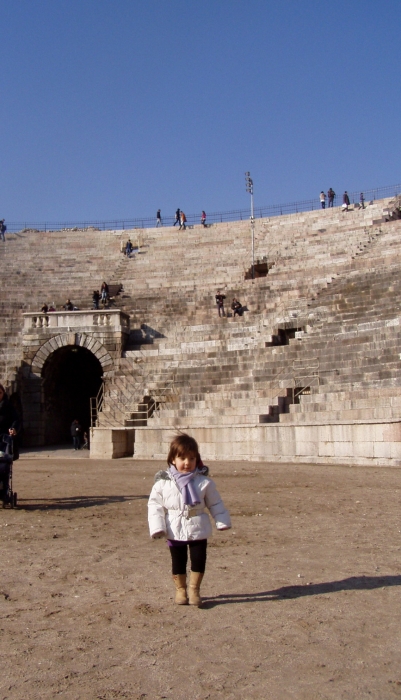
left=2, top=196, right=401, bottom=444
left=123, top=304, right=400, bottom=424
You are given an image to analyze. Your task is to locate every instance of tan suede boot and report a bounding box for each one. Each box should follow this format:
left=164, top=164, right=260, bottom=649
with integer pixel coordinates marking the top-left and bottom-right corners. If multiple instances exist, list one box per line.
left=172, top=574, right=188, bottom=604
left=188, top=571, right=204, bottom=607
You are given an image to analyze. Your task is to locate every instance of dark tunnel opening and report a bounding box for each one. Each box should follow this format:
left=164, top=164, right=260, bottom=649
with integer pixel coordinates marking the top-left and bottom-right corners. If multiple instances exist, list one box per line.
left=41, top=345, right=103, bottom=445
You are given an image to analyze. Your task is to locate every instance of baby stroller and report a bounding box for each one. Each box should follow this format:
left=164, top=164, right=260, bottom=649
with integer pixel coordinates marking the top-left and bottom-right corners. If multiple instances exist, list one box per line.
left=0, top=434, right=17, bottom=508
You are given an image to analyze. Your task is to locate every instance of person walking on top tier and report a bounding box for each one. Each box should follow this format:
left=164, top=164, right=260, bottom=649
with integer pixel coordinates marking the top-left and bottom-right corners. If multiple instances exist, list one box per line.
left=179, top=211, right=187, bottom=230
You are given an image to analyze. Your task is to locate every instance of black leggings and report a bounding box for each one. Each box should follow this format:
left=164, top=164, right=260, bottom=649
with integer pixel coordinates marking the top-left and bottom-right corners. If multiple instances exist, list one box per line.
left=169, top=540, right=207, bottom=575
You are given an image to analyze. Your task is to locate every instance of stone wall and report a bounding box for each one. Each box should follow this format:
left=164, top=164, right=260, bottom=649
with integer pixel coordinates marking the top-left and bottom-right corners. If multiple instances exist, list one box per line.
left=130, top=422, right=401, bottom=466
left=20, top=310, right=129, bottom=445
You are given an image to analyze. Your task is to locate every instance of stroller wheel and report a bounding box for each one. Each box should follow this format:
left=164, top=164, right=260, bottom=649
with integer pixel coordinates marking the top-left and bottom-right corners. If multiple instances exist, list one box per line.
left=13, top=492, right=17, bottom=507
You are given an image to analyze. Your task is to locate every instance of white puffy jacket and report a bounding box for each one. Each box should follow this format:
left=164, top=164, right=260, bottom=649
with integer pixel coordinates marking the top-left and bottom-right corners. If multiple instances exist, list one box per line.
left=148, top=468, right=231, bottom=541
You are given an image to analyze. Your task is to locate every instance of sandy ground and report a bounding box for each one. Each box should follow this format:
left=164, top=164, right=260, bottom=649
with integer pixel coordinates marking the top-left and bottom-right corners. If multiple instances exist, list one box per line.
left=1, top=455, right=401, bottom=700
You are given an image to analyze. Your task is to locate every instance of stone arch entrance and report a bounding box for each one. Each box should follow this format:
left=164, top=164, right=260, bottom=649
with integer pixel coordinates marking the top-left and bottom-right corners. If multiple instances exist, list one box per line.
left=41, top=345, right=103, bottom=444
left=21, top=320, right=125, bottom=447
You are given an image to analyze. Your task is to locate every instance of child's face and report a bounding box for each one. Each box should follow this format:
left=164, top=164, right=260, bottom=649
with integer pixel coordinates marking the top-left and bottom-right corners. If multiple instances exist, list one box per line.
left=172, top=452, right=197, bottom=473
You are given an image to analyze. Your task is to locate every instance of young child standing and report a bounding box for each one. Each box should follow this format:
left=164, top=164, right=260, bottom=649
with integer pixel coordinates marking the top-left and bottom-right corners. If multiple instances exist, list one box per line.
left=148, top=433, right=231, bottom=607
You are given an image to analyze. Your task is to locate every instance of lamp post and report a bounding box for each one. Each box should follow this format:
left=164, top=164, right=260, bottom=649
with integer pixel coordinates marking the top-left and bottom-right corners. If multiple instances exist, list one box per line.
left=245, top=171, right=255, bottom=279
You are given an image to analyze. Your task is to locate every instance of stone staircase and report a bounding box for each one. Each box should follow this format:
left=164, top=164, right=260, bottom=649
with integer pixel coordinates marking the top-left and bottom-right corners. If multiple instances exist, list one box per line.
left=108, top=203, right=401, bottom=428
left=2, top=195, right=401, bottom=462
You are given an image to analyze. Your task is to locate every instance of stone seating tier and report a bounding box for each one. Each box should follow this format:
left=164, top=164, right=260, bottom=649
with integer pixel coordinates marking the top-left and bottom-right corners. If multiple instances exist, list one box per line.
left=101, top=313, right=401, bottom=429
left=2, top=196, right=401, bottom=461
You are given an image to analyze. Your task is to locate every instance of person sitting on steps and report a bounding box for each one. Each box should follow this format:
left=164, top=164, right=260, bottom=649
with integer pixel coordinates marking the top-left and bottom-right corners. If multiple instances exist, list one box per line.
left=231, top=298, right=243, bottom=318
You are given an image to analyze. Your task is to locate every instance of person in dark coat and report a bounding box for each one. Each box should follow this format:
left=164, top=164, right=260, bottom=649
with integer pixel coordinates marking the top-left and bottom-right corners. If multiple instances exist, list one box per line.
left=215, top=290, right=226, bottom=317
left=70, top=419, right=82, bottom=450
left=174, top=209, right=180, bottom=226
left=0, top=384, right=21, bottom=501
left=327, top=188, right=335, bottom=208
left=231, top=298, right=243, bottom=318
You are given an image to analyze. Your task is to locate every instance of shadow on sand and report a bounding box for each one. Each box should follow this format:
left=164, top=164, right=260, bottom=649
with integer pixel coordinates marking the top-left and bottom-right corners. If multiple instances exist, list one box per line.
left=203, top=575, right=401, bottom=607
left=16, top=495, right=148, bottom=511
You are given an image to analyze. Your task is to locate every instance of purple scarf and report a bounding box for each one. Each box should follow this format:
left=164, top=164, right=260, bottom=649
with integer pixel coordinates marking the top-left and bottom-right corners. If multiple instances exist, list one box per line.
left=169, top=465, right=200, bottom=506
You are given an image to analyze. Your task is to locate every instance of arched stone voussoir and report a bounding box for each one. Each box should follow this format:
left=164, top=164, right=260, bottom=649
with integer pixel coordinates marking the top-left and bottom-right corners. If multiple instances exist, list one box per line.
left=80, top=334, right=114, bottom=368
left=31, top=335, right=66, bottom=372
left=31, top=333, right=114, bottom=372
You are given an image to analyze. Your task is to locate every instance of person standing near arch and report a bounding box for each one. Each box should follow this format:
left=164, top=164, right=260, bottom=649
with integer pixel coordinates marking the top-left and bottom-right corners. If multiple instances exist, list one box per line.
left=0, top=383, right=20, bottom=504
left=70, top=419, right=82, bottom=450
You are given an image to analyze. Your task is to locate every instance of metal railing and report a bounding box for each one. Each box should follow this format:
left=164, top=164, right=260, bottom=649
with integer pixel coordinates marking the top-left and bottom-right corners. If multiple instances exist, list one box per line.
left=6, top=184, right=401, bottom=234
left=130, top=382, right=178, bottom=425
left=90, top=375, right=177, bottom=429
left=259, top=359, right=320, bottom=421
left=291, top=359, right=320, bottom=405
left=90, top=383, right=104, bottom=430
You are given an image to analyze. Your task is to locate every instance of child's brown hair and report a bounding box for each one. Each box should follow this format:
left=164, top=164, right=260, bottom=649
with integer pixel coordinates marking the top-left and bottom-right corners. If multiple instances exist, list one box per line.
left=167, top=433, right=200, bottom=466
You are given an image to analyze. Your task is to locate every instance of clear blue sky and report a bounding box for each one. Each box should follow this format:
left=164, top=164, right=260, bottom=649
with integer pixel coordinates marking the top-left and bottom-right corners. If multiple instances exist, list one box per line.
left=2, top=0, right=400, bottom=223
